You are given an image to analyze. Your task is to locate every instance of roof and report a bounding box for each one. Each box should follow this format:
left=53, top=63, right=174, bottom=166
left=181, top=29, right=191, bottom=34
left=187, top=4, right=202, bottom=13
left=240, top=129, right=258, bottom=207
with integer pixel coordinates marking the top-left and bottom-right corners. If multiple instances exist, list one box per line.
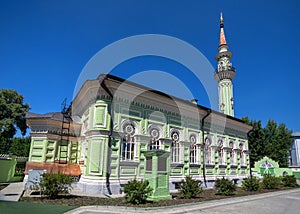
left=101, top=73, right=248, bottom=125
left=219, top=12, right=227, bottom=46
left=26, top=112, right=64, bottom=121
left=292, top=132, right=300, bottom=137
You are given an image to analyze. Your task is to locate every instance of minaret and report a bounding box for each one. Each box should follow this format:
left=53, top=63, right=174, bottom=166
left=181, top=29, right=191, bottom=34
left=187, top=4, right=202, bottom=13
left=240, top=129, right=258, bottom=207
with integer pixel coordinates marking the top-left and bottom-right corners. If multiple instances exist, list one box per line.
left=214, top=13, right=236, bottom=117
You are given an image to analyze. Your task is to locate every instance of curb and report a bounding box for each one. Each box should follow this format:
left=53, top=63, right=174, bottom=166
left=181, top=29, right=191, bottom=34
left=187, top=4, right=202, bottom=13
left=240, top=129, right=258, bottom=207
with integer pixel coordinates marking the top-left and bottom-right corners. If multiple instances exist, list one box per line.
left=65, top=188, right=300, bottom=214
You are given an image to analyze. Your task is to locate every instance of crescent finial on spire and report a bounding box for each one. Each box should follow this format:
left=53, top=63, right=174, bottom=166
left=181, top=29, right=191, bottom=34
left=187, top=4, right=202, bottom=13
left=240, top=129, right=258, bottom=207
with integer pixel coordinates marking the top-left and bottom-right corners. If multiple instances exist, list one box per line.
left=220, top=12, right=223, bottom=23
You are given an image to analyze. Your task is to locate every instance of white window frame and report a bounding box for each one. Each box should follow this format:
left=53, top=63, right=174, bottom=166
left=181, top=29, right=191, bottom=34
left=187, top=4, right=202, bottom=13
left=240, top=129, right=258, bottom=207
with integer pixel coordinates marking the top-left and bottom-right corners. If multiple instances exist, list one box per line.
left=121, top=135, right=136, bottom=161
left=172, top=141, right=181, bottom=163
left=204, top=136, right=213, bottom=165
left=120, top=121, right=138, bottom=162
left=205, top=145, right=214, bottom=164
left=218, top=147, right=226, bottom=165
left=150, top=139, right=161, bottom=150
left=190, top=143, right=200, bottom=164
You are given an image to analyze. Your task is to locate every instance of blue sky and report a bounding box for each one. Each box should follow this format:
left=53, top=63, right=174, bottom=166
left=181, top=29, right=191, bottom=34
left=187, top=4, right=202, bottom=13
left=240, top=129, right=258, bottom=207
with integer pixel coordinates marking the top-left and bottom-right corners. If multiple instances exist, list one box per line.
left=0, top=0, right=299, bottom=132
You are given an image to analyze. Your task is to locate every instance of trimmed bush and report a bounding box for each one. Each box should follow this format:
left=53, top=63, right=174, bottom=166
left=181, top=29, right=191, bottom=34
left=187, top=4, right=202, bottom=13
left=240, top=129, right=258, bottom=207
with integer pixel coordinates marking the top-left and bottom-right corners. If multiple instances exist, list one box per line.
left=179, top=176, right=203, bottom=199
left=262, top=174, right=281, bottom=189
left=40, top=171, right=72, bottom=199
left=215, top=177, right=236, bottom=195
left=282, top=175, right=298, bottom=187
left=123, top=179, right=153, bottom=204
left=242, top=176, right=261, bottom=191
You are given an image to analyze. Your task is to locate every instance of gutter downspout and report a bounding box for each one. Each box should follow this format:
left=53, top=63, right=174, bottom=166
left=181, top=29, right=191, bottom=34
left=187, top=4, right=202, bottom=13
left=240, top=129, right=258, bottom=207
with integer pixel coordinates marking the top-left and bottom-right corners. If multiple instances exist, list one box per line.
left=101, top=78, right=113, bottom=195
left=201, top=109, right=211, bottom=188
left=247, top=127, right=255, bottom=178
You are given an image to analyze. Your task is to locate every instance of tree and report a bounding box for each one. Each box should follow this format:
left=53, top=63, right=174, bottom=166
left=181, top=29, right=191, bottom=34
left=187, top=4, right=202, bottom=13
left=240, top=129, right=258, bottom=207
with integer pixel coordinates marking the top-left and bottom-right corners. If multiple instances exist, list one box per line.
left=264, top=120, right=292, bottom=167
left=242, top=117, right=265, bottom=167
left=0, top=89, right=30, bottom=153
left=7, top=137, right=31, bottom=157
left=242, top=117, right=292, bottom=167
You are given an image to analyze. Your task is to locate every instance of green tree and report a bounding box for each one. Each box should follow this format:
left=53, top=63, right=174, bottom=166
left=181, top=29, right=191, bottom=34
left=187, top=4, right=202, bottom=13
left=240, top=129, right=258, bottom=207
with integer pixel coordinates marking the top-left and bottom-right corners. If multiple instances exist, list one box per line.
left=0, top=89, right=30, bottom=153
left=8, top=137, right=31, bottom=157
left=242, top=117, right=292, bottom=167
left=242, top=117, right=265, bottom=167
left=264, top=120, right=292, bottom=167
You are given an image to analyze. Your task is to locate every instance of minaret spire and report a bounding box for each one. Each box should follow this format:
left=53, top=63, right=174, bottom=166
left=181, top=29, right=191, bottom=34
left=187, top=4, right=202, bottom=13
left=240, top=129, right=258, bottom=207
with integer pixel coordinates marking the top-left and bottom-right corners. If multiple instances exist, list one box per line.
left=214, top=13, right=236, bottom=117
left=219, top=12, right=227, bottom=46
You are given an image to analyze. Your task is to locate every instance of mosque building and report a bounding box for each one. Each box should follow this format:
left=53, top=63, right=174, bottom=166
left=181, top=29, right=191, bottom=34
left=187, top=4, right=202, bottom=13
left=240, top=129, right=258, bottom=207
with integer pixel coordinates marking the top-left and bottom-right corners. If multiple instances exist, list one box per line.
left=25, top=14, right=252, bottom=194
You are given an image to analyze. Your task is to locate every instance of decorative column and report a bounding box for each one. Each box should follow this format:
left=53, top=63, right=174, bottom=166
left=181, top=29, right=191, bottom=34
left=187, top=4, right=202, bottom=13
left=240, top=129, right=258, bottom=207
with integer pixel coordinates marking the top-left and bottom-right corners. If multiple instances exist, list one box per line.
left=144, top=148, right=172, bottom=201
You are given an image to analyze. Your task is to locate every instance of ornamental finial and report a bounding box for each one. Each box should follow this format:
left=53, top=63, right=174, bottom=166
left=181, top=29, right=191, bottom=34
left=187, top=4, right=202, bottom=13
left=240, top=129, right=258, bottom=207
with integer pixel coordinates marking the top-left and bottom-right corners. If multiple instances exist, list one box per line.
left=220, top=12, right=223, bottom=24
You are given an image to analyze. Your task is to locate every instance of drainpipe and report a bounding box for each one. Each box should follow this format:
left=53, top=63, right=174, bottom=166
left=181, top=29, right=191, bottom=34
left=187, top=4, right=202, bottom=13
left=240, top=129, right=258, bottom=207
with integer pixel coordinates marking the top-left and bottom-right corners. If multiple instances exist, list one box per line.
left=201, top=109, right=211, bottom=187
left=247, top=128, right=255, bottom=179
left=101, top=77, right=113, bottom=195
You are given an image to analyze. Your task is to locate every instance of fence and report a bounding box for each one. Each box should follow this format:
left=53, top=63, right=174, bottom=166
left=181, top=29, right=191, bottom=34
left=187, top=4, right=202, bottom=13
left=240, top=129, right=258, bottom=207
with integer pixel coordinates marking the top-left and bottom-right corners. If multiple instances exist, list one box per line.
left=0, top=154, right=28, bottom=182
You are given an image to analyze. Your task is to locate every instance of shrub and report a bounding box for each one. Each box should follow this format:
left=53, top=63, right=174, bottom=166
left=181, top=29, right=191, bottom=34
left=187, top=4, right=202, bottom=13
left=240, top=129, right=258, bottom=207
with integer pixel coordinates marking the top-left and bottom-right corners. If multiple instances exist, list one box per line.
left=282, top=175, right=298, bottom=188
left=242, top=176, right=261, bottom=191
left=214, top=177, right=236, bottom=195
left=179, top=176, right=203, bottom=199
left=40, top=171, right=72, bottom=199
left=123, top=179, right=153, bottom=204
left=14, top=162, right=26, bottom=176
left=262, top=174, right=281, bottom=189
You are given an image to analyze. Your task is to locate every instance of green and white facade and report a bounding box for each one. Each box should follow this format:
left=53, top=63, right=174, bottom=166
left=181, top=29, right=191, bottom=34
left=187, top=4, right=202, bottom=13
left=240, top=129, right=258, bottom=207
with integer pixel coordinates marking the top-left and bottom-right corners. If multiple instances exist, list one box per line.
left=25, top=15, right=252, bottom=194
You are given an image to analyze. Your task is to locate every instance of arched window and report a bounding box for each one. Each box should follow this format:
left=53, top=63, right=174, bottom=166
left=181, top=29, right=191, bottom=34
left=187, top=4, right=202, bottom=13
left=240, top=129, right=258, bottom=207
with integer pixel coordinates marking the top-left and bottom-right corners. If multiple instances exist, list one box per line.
left=171, top=130, right=181, bottom=163
left=121, top=122, right=136, bottom=161
left=204, top=136, right=213, bottom=164
left=239, top=143, right=245, bottom=166
left=149, top=127, right=160, bottom=150
left=190, top=134, right=200, bottom=164
left=229, top=141, right=236, bottom=165
left=218, top=138, right=225, bottom=165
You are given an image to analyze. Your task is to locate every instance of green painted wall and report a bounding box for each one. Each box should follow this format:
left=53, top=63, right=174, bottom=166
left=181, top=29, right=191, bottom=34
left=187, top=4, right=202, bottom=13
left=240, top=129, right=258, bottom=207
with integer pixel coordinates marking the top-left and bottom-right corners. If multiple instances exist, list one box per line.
left=80, top=98, right=250, bottom=180
left=0, top=156, right=17, bottom=182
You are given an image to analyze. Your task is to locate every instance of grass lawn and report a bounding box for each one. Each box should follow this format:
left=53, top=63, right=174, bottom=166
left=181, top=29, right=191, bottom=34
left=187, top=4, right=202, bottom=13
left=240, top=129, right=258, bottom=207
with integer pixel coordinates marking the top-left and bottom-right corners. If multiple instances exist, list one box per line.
left=0, top=201, right=78, bottom=214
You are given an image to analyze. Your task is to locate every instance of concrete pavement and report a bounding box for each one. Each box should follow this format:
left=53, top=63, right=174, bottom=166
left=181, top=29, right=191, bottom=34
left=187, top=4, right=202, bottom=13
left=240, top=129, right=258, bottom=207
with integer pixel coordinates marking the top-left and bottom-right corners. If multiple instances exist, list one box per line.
left=1, top=182, right=300, bottom=213
left=0, top=182, right=25, bottom=202
left=65, top=188, right=300, bottom=214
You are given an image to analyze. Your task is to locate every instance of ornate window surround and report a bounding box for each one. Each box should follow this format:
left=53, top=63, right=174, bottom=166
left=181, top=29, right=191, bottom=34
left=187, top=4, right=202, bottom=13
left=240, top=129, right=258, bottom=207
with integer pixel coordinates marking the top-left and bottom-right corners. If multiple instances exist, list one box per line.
left=170, top=129, right=182, bottom=164
left=149, top=125, right=161, bottom=150
left=190, top=133, right=200, bottom=164
left=204, top=136, right=214, bottom=165
left=120, top=119, right=138, bottom=162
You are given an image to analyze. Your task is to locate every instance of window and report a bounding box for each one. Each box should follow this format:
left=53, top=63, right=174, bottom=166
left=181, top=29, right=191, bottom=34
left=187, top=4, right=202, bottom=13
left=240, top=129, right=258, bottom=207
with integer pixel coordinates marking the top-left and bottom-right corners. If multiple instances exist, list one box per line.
left=239, top=143, right=245, bottom=166
left=149, top=127, right=160, bottom=150
left=190, top=134, right=200, bottom=164
left=218, top=139, right=226, bottom=165
left=171, top=130, right=181, bottom=163
left=204, top=137, right=213, bottom=164
left=229, top=141, right=236, bottom=165
left=121, top=122, right=136, bottom=161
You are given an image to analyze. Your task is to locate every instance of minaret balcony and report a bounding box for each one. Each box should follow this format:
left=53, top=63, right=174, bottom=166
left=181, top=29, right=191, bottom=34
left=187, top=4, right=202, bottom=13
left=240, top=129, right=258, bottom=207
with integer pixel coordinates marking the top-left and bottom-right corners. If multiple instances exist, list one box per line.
left=214, top=68, right=236, bottom=82
left=215, top=66, right=236, bottom=73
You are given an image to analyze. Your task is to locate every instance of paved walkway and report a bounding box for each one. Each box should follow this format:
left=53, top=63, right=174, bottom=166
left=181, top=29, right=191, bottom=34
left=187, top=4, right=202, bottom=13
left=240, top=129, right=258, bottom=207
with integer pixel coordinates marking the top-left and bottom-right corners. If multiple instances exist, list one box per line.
left=0, top=182, right=25, bottom=202
left=1, top=182, right=300, bottom=213
left=66, top=188, right=300, bottom=214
